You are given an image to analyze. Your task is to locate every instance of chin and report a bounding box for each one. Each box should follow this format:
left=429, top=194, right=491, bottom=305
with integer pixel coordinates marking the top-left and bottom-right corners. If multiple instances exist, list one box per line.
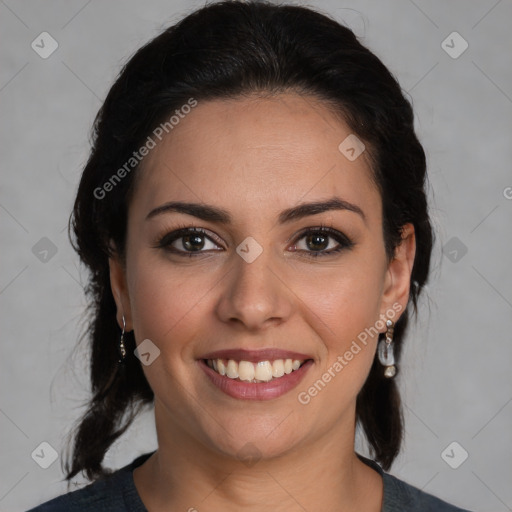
left=200, top=415, right=304, bottom=464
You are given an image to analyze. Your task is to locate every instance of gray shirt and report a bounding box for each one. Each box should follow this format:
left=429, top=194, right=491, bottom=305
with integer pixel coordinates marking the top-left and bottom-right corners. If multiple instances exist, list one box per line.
left=28, top=451, right=472, bottom=511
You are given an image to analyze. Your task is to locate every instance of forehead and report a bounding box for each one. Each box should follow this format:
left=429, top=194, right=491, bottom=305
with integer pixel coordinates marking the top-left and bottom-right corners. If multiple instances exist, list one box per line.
left=130, top=92, right=380, bottom=226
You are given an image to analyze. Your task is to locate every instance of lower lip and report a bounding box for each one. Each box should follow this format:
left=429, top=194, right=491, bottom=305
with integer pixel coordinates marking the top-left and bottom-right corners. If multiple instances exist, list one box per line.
left=199, top=359, right=313, bottom=401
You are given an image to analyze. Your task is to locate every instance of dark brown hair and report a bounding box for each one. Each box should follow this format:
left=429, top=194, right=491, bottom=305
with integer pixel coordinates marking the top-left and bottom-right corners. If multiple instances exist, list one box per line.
left=66, top=0, right=433, bottom=481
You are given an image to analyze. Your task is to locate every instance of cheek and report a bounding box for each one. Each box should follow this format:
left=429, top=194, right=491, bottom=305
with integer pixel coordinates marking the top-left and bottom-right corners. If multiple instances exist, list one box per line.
left=125, top=255, right=222, bottom=413
left=293, top=256, right=386, bottom=396
left=300, top=261, right=385, bottom=341
left=125, top=254, right=218, bottom=358
left=294, top=271, right=383, bottom=419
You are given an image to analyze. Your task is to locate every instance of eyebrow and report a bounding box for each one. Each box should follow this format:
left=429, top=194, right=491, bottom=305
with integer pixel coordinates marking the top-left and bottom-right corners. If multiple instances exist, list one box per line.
left=145, top=197, right=366, bottom=224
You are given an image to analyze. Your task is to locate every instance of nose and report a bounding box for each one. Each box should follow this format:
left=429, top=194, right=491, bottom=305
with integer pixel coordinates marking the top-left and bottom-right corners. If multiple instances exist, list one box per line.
left=215, top=244, right=293, bottom=332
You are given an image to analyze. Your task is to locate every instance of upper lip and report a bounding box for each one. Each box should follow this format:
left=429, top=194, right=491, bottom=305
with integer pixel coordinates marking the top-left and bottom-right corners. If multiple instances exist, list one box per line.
left=200, top=349, right=313, bottom=363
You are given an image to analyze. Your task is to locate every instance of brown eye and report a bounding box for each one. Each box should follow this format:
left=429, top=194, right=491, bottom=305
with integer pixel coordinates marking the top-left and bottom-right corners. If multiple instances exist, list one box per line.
left=292, top=227, right=354, bottom=258
left=304, top=233, right=329, bottom=251
left=181, top=233, right=207, bottom=251
left=156, top=228, right=222, bottom=256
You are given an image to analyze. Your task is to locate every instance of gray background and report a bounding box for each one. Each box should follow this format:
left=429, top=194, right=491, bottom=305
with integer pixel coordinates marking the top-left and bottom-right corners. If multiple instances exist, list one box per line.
left=1, top=1, right=511, bottom=510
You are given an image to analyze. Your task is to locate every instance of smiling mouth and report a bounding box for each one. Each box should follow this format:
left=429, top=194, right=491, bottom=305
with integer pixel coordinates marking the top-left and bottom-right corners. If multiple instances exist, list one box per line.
left=204, top=358, right=309, bottom=383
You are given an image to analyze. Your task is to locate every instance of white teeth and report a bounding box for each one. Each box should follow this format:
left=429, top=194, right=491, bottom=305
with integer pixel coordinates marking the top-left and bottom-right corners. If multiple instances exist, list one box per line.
left=272, top=359, right=285, bottom=378
left=254, top=361, right=273, bottom=382
left=207, top=358, right=306, bottom=382
left=238, top=360, right=255, bottom=382
left=226, top=360, right=238, bottom=379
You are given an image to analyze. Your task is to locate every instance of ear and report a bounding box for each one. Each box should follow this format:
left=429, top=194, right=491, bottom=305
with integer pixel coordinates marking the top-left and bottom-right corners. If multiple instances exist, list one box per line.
left=109, top=248, right=133, bottom=332
left=379, top=223, right=416, bottom=328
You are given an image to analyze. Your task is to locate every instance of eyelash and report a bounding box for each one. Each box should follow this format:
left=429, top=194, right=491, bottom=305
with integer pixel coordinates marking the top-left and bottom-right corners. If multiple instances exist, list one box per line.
left=154, top=223, right=354, bottom=259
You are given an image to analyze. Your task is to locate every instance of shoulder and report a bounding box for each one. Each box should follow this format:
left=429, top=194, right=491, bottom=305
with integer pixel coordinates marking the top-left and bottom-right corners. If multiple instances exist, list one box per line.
left=382, top=471, right=472, bottom=512
left=382, top=473, right=469, bottom=512
left=26, top=453, right=152, bottom=512
left=358, top=455, right=472, bottom=512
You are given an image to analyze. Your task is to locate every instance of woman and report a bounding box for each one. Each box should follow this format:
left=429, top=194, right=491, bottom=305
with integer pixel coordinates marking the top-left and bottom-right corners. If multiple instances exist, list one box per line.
left=29, top=1, right=471, bottom=510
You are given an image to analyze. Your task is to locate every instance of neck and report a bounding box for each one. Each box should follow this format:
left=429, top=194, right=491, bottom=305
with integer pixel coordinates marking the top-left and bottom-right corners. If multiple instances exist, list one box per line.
left=133, top=402, right=383, bottom=512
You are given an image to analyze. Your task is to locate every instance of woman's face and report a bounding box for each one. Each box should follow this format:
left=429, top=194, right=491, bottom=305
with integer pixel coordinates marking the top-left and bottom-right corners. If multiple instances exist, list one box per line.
left=111, top=92, right=414, bottom=461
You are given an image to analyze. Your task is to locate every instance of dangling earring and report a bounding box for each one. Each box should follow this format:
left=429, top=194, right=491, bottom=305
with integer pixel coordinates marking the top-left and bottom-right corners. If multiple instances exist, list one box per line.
left=378, top=319, right=396, bottom=378
left=118, top=315, right=127, bottom=363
